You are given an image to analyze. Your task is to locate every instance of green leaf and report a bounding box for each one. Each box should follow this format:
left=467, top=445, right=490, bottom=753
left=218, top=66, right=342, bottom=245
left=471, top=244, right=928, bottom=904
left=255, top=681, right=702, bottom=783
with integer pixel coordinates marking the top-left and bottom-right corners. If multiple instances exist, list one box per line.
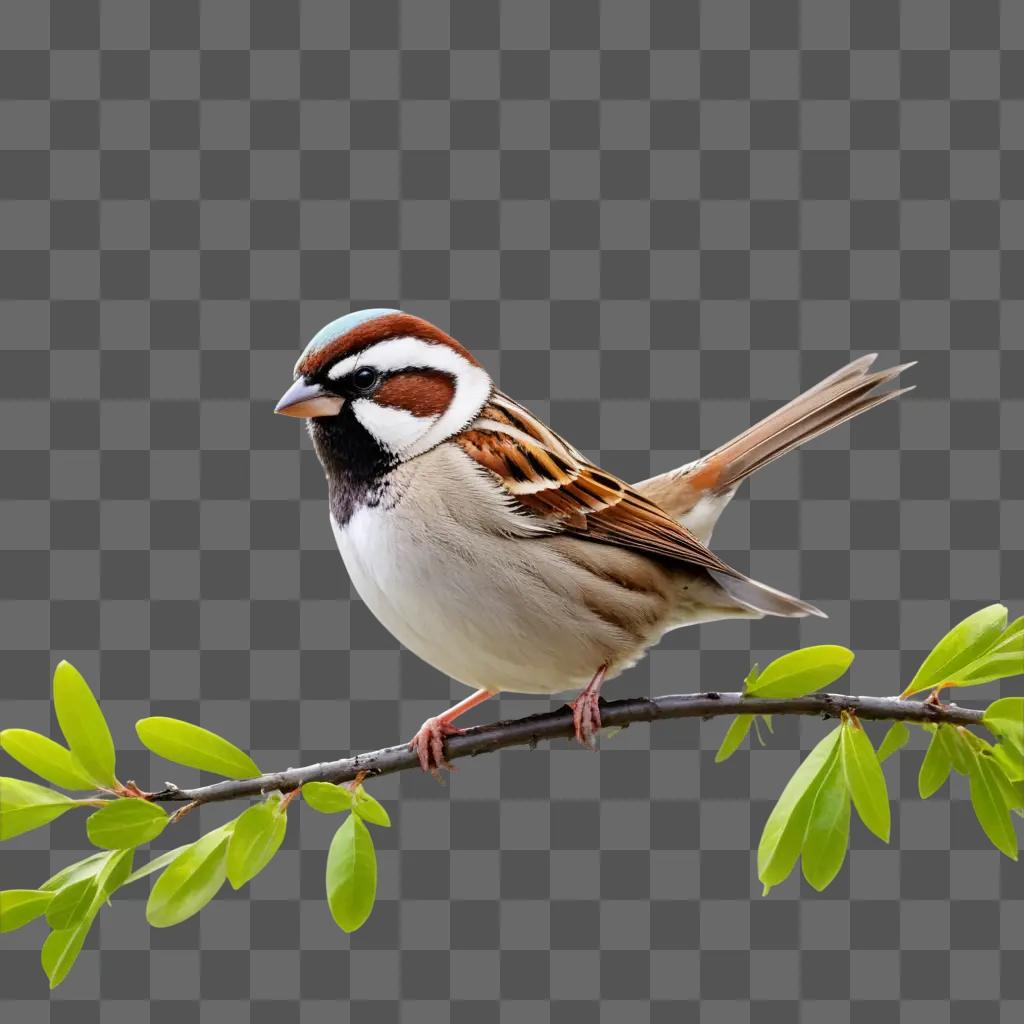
left=741, top=664, right=761, bottom=693
left=52, top=661, right=117, bottom=788
left=993, top=742, right=1024, bottom=782
left=40, top=849, right=132, bottom=989
left=801, top=754, right=850, bottom=891
left=226, top=801, right=287, bottom=889
left=45, top=876, right=98, bottom=930
left=984, top=697, right=1024, bottom=755
left=95, top=846, right=134, bottom=899
left=954, top=652, right=1024, bottom=687
left=146, top=828, right=231, bottom=927
left=951, top=620, right=1024, bottom=686
left=0, top=729, right=98, bottom=791
left=41, top=919, right=92, bottom=989
left=41, top=851, right=110, bottom=892
left=0, top=777, right=82, bottom=840
left=757, top=727, right=841, bottom=894
left=987, top=754, right=1024, bottom=810
left=745, top=646, right=854, bottom=699
left=715, top=715, right=754, bottom=763
left=901, top=604, right=1008, bottom=698
left=86, top=798, right=168, bottom=850
left=918, top=728, right=953, bottom=799
left=968, top=751, right=1019, bottom=860
left=876, top=721, right=910, bottom=764
left=302, top=781, right=353, bottom=814
left=326, top=813, right=377, bottom=932
left=351, top=786, right=391, bottom=828
left=0, top=890, right=54, bottom=933
left=135, top=717, right=260, bottom=780
left=121, top=845, right=191, bottom=887
left=840, top=720, right=890, bottom=842
left=938, top=724, right=971, bottom=775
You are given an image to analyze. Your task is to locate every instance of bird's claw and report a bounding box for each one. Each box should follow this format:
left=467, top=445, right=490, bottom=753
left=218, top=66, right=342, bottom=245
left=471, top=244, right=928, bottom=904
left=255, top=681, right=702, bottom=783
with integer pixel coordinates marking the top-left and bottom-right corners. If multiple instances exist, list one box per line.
left=409, top=717, right=465, bottom=778
left=569, top=690, right=602, bottom=750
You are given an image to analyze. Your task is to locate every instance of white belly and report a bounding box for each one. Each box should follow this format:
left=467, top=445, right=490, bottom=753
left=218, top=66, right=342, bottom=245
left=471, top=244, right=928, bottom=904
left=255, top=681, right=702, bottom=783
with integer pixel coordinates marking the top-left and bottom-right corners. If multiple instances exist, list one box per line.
left=331, top=446, right=666, bottom=695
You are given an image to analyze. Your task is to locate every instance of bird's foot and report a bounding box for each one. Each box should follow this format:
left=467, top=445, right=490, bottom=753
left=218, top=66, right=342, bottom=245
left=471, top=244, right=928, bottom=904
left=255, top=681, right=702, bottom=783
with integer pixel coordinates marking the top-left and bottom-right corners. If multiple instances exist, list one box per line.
left=568, top=688, right=603, bottom=749
left=409, top=717, right=465, bottom=777
left=567, top=663, right=609, bottom=750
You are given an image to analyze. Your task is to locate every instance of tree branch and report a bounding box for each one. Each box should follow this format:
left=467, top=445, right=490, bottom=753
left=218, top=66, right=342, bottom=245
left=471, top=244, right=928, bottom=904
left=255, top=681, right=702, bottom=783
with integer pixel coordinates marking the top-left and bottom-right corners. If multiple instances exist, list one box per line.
left=145, top=691, right=984, bottom=809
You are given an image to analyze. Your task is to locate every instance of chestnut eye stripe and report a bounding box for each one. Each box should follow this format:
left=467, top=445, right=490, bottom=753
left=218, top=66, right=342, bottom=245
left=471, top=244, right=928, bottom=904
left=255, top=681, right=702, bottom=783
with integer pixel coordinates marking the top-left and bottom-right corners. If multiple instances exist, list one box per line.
left=372, top=369, right=456, bottom=419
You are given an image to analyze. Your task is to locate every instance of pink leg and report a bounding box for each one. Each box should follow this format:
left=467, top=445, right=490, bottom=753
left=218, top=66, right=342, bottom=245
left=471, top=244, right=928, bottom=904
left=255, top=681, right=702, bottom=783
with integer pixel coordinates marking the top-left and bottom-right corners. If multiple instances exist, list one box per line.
left=568, top=663, right=609, bottom=749
left=409, top=688, right=494, bottom=776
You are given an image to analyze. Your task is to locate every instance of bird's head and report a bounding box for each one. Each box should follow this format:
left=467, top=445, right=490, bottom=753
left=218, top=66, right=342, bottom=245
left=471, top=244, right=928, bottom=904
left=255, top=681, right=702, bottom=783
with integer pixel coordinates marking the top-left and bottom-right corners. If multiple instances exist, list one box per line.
left=276, top=309, right=493, bottom=472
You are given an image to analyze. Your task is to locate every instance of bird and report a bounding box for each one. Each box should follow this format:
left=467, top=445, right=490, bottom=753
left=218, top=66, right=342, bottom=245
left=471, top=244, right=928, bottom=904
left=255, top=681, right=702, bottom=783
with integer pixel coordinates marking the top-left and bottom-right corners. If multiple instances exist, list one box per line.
left=275, top=309, right=912, bottom=774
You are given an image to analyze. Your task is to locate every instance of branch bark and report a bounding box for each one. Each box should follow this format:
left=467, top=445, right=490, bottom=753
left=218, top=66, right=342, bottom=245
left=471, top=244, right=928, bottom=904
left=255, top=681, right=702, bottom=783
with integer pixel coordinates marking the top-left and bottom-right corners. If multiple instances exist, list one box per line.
left=145, top=691, right=984, bottom=809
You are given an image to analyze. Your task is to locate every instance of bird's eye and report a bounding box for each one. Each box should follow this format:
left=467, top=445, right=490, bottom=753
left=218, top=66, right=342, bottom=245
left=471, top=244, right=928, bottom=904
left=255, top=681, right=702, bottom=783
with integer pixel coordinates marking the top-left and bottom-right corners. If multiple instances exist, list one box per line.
left=350, top=367, right=379, bottom=393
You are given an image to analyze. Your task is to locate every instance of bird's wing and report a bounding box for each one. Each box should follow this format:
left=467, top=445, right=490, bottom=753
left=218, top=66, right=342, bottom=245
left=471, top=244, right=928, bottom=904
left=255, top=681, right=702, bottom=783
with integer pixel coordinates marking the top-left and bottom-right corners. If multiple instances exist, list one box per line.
left=455, top=392, right=744, bottom=578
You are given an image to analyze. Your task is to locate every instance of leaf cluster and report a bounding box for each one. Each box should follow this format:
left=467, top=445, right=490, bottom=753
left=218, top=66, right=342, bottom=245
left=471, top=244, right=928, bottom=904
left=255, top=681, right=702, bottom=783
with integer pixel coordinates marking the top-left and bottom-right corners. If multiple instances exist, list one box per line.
left=1, top=663, right=388, bottom=985
left=1, top=604, right=1022, bottom=986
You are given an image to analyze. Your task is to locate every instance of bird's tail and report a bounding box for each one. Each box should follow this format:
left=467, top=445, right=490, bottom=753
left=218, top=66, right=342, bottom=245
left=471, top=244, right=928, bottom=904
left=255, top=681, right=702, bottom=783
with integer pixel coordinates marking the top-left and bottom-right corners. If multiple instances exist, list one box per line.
left=709, top=569, right=827, bottom=619
left=635, top=354, right=914, bottom=536
left=692, top=354, right=914, bottom=495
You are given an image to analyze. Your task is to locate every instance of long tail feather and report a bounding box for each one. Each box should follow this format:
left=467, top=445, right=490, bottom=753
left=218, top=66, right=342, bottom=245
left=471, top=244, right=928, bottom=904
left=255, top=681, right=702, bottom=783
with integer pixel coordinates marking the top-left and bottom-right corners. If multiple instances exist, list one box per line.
left=709, top=569, right=827, bottom=619
left=635, top=355, right=913, bottom=532
left=699, top=361, right=914, bottom=491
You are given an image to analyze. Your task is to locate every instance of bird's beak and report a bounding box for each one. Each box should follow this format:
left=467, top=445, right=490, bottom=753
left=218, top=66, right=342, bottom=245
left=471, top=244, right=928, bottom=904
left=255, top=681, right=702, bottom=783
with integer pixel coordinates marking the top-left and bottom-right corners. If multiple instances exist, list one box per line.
left=274, top=378, right=344, bottom=418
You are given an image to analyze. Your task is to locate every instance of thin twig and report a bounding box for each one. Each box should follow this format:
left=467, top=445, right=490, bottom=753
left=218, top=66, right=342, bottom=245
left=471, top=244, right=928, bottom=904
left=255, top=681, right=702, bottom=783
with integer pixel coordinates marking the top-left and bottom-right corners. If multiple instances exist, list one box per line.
left=143, top=691, right=985, bottom=809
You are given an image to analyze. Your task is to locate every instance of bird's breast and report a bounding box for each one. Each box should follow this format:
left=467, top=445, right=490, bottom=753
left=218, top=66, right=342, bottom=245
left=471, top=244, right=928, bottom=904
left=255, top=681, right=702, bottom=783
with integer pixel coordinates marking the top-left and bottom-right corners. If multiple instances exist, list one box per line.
left=328, top=445, right=673, bottom=694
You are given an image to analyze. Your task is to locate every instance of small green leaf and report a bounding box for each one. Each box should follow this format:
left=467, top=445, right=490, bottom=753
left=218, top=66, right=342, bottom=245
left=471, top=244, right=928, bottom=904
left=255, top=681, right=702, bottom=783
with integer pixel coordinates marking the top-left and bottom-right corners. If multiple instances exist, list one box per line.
left=918, top=728, right=953, bottom=799
left=146, top=828, right=231, bottom=927
left=41, top=920, right=92, bottom=989
left=986, top=753, right=1024, bottom=810
left=901, top=604, right=1008, bottom=698
left=302, top=781, right=354, bottom=814
left=993, top=742, right=1024, bottom=782
left=52, top=661, right=117, bottom=788
left=135, top=717, right=260, bottom=780
left=326, top=813, right=377, bottom=932
left=951, top=620, right=1024, bottom=686
left=745, top=646, right=854, bottom=699
left=984, top=697, right=1024, bottom=755
left=86, top=798, right=168, bottom=850
left=938, top=725, right=972, bottom=775
left=0, top=777, right=82, bottom=840
left=715, top=715, right=754, bottom=763
left=0, top=730, right=98, bottom=791
left=352, top=786, right=391, bottom=828
left=757, top=727, right=841, bottom=894
left=876, top=721, right=910, bottom=764
left=95, top=846, right=135, bottom=899
left=742, top=664, right=761, bottom=692
left=840, top=720, right=890, bottom=842
left=968, top=752, right=1019, bottom=860
left=0, top=890, right=54, bottom=933
left=40, top=849, right=132, bottom=989
left=801, top=754, right=850, bottom=891
left=45, top=876, right=98, bottom=930
left=41, top=851, right=110, bottom=892
left=121, top=845, right=191, bottom=887
left=226, top=801, right=287, bottom=889
left=953, top=652, right=1024, bottom=687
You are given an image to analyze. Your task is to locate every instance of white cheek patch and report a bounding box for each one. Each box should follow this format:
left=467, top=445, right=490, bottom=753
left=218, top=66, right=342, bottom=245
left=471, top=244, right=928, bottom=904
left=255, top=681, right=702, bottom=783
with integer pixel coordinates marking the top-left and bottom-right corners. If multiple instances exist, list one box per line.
left=352, top=399, right=437, bottom=453
left=329, top=335, right=492, bottom=459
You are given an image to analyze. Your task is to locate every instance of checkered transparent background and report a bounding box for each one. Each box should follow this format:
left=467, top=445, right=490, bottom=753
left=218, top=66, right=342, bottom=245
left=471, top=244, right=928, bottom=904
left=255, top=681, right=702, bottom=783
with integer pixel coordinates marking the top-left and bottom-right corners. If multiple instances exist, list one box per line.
left=2, top=0, right=1024, bottom=1019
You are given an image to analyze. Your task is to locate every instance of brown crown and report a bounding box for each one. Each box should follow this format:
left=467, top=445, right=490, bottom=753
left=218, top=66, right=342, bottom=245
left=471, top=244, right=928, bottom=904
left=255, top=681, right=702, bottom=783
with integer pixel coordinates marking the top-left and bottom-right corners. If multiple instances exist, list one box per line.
left=297, top=312, right=482, bottom=377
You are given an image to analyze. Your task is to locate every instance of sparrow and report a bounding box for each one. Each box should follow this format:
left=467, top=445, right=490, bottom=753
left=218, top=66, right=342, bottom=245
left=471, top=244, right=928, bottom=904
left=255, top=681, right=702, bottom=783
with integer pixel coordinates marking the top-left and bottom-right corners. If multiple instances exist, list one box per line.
left=275, top=309, right=912, bottom=773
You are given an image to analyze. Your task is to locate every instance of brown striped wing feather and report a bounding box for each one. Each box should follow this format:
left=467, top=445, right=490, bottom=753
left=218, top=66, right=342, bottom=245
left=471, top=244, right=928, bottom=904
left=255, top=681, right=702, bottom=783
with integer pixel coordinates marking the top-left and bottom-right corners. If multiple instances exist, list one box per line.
left=457, top=393, right=744, bottom=578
